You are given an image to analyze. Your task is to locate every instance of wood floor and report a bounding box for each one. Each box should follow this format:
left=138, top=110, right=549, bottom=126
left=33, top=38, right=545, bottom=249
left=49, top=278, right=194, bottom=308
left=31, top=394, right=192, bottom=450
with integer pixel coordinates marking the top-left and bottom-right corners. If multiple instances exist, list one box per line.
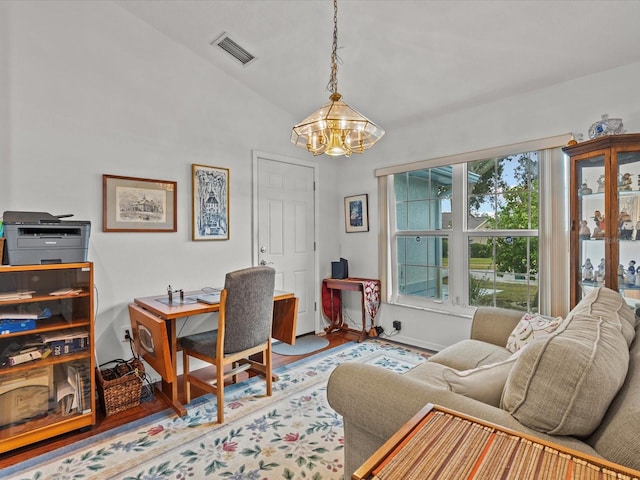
left=0, top=330, right=359, bottom=469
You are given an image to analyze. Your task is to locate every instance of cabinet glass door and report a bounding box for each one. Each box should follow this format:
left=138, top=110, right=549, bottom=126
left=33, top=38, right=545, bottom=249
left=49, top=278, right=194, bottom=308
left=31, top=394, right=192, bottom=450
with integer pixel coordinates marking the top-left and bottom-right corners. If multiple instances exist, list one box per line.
left=617, top=151, right=640, bottom=303
left=577, top=155, right=606, bottom=300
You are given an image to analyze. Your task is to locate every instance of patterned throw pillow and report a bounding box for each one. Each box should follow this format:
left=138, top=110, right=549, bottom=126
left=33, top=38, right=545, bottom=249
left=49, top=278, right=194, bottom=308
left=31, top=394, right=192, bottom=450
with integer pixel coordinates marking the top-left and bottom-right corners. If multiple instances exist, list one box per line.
left=505, top=313, right=564, bottom=353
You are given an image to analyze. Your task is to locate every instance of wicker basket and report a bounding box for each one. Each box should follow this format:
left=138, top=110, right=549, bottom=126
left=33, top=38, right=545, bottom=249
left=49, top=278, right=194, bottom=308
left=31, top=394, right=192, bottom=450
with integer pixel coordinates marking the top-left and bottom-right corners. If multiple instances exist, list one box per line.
left=96, top=358, right=144, bottom=416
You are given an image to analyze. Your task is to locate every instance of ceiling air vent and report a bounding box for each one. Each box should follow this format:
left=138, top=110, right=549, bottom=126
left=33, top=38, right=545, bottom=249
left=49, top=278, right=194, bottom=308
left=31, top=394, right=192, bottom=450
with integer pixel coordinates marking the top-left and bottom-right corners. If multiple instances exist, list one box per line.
left=211, top=32, right=256, bottom=66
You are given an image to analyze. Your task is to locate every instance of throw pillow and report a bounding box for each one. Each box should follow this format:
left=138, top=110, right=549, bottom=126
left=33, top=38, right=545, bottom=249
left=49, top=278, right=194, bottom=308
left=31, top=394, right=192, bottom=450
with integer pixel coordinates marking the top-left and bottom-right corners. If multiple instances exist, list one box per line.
left=502, top=287, right=631, bottom=437
left=505, top=312, right=564, bottom=353
left=441, top=350, right=522, bottom=407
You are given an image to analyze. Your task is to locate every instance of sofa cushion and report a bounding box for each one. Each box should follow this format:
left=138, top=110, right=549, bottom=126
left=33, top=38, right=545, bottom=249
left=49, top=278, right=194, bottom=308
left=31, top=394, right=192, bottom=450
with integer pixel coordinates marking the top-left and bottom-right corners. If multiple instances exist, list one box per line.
left=441, top=351, right=521, bottom=407
left=427, top=339, right=512, bottom=371
left=587, top=328, right=640, bottom=471
left=565, top=287, right=637, bottom=347
left=505, top=312, right=564, bottom=353
left=404, top=361, right=452, bottom=390
left=501, top=287, right=632, bottom=437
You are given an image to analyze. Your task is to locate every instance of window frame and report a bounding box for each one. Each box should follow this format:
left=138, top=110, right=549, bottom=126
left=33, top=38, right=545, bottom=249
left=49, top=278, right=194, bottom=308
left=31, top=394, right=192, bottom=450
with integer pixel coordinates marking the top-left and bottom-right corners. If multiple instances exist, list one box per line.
left=376, top=134, right=572, bottom=316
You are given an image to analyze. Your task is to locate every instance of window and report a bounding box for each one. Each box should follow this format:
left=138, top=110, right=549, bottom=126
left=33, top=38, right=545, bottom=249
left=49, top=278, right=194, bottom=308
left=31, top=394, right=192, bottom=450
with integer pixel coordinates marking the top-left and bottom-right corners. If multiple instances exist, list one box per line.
left=394, top=167, right=451, bottom=301
left=376, top=135, right=571, bottom=315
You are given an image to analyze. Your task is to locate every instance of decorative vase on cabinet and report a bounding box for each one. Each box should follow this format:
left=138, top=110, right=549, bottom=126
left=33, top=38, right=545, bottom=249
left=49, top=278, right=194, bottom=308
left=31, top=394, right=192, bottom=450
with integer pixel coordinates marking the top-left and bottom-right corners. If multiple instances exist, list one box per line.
left=0, top=262, right=95, bottom=453
left=564, top=133, right=640, bottom=308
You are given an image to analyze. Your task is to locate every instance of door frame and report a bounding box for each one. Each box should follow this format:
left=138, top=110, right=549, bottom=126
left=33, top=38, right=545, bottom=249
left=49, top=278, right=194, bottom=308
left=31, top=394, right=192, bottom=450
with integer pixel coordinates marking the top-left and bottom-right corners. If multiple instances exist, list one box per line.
left=252, top=150, right=320, bottom=334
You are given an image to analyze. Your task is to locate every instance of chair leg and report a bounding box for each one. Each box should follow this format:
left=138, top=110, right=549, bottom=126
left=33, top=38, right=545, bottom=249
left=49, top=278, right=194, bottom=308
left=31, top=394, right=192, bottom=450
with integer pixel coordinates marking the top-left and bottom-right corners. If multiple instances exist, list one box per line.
left=265, top=342, right=272, bottom=397
left=216, top=362, right=225, bottom=424
left=183, top=350, right=191, bottom=405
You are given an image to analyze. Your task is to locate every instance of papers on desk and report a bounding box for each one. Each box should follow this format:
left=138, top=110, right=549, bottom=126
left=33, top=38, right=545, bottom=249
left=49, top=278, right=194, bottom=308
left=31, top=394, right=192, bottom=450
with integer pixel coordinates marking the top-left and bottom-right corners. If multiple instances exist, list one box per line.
left=196, top=291, right=221, bottom=304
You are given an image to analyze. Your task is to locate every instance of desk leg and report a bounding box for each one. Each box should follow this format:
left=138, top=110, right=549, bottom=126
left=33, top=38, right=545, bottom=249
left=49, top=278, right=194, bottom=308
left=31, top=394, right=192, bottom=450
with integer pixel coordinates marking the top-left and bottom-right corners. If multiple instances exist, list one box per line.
left=158, top=319, right=187, bottom=417
left=358, top=289, right=368, bottom=343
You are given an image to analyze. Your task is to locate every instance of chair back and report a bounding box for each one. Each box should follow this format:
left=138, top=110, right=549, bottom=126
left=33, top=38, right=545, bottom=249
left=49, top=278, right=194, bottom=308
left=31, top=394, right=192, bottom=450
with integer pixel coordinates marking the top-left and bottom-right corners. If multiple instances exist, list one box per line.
left=222, top=266, right=276, bottom=354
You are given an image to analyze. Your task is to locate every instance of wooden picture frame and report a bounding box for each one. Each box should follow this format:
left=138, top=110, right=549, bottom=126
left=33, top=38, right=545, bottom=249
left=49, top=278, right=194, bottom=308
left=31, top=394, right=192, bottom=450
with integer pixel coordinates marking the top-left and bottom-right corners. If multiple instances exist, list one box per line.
left=128, top=304, right=175, bottom=383
left=192, top=164, right=230, bottom=240
left=345, top=194, right=369, bottom=233
left=102, top=174, right=177, bottom=232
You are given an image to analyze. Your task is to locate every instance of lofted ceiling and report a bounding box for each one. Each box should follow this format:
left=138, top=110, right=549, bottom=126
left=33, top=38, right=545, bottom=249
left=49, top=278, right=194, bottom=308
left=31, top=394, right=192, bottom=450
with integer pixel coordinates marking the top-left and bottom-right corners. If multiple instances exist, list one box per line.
left=114, top=0, right=640, bottom=130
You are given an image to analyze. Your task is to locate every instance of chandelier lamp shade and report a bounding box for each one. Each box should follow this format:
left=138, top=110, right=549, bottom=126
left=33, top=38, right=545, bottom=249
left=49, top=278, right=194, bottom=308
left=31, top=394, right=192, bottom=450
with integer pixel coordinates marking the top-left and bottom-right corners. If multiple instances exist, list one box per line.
left=291, top=0, right=384, bottom=157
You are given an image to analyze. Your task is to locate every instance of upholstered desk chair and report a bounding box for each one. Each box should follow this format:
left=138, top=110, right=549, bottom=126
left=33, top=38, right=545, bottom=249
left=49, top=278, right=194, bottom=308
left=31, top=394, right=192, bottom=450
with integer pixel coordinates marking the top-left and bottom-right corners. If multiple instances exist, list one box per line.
left=178, top=266, right=276, bottom=424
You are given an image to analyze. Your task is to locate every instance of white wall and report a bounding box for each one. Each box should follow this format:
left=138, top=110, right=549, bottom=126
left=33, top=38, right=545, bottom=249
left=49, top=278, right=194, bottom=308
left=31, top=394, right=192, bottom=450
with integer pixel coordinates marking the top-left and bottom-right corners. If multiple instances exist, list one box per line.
left=2, top=1, right=341, bottom=379
left=336, top=61, right=640, bottom=351
left=4, top=1, right=640, bottom=362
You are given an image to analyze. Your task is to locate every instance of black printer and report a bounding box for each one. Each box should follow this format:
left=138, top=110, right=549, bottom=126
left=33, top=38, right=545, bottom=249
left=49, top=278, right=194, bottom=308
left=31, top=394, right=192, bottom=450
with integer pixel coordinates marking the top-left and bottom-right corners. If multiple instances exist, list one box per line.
left=3, top=211, right=90, bottom=266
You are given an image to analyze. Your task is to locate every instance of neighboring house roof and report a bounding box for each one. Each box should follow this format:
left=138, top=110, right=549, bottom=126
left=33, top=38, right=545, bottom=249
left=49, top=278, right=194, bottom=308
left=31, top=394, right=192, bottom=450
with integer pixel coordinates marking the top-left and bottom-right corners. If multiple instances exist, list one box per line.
left=441, top=212, right=491, bottom=230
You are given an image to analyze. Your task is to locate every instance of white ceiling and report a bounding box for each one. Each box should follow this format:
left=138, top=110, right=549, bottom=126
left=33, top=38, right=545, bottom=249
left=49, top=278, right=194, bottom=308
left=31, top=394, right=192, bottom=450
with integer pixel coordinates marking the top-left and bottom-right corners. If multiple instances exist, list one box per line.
left=115, top=0, right=640, bottom=130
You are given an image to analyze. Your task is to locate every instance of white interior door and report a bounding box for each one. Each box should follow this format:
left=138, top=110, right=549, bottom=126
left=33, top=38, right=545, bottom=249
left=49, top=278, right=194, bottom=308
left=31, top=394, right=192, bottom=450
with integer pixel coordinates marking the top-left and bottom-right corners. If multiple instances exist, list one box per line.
left=253, top=152, right=318, bottom=335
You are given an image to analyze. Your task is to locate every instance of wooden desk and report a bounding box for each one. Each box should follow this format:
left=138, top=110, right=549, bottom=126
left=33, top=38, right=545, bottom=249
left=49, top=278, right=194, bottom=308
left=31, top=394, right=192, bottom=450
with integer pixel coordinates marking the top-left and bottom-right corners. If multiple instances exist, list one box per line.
left=133, top=290, right=298, bottom=417
left=352, top=404, right=640, bottom=480
left=323, top=278, right=380, bottom=342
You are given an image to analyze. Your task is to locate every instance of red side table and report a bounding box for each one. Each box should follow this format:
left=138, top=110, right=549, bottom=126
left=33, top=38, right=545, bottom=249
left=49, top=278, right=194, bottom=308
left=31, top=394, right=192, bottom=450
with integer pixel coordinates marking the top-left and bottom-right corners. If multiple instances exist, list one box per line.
left=322, top=277, right=381, bottom=342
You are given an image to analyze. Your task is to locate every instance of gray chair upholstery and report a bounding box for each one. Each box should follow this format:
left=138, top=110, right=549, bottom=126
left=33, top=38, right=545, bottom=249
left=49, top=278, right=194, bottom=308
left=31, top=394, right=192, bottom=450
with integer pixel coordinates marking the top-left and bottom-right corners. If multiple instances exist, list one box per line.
left=178, top=266, right=276, bottom=423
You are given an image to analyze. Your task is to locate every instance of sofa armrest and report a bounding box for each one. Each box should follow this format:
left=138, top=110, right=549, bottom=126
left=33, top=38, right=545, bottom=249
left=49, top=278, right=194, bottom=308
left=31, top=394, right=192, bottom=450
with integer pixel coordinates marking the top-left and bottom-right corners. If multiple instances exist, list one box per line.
left=470, top=307, right=523, bottom=347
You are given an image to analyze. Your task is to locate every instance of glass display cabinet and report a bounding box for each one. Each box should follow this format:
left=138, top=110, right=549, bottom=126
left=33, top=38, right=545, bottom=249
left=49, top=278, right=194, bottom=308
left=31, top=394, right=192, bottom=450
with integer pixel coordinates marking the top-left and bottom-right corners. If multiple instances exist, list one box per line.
left=0, top=262, right=95, bottom=453
left=564, top=134, right=640, bottom=308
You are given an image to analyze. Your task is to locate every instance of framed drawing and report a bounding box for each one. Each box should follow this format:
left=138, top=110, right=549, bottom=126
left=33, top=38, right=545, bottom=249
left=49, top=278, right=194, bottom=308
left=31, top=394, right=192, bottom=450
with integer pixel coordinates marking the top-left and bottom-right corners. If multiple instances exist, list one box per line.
left=128, top=305, right=175, bottom=382
left=192, top=164, right=230, bottom=240
left=345, top=194, right=369, bottom=233
left=102, top=174, right=177, bottom=232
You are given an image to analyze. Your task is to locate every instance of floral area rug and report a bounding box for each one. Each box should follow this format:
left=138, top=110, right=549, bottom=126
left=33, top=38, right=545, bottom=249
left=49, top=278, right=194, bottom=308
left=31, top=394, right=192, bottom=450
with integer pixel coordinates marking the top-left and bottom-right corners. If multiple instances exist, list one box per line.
left=2, top=339, right=428, bottom=480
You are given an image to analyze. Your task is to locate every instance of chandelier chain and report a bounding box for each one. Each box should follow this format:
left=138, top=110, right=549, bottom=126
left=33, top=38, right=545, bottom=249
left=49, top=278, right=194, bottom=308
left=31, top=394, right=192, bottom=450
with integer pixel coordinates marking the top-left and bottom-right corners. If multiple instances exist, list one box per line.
left=328, top=0, right=339, bottom=94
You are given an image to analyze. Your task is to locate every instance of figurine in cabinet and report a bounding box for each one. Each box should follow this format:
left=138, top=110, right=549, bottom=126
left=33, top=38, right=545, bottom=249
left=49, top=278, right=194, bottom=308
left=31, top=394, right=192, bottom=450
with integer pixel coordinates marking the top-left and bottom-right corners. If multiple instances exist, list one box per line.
left=596, top=258, right=605, bottom=284
left=597, top=175, right=606, bottom=193
left=627, top=261, right=637, bottom=285
left=579, top=220, right=591, bottom=239
left=582, top=258, right=594, bottom=282
left=594, top=210, right=605, bottom=229
left=579, top=183, right=592, bottom=195
left=620, top=173, right=633, bottom=191
left=619, top=211, right=634, bottom=240
left=592, top=224, right=605, bottom=238
left=592, top=211, right=605, bottom=238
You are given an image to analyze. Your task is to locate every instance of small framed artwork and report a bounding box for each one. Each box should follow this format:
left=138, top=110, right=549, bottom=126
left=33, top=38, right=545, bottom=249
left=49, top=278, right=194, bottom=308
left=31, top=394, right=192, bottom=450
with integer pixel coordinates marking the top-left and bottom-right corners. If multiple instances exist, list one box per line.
left=345, top=194, right=369, bottom=233
left=192, top=164, right=230, bottom=240
left=103, top=174, right=177, bottom=232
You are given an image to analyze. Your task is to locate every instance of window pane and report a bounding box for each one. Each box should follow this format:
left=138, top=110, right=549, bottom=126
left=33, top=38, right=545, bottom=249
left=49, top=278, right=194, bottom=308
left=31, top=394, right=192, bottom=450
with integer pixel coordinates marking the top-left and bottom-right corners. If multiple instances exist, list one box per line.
left=468, top=152, right=538, bottom=230
left=407, top=200, right=430, bottom=230
left=396, top=235, right=448, bottom=300
left=394, top=173, right=408, bottom=201
left=468, top=195, right=496, bottom=228
left=408, top=171, right=430, bottom=201
left=395, top=167, right=453, bottom=231
left=468, top=236, right=538, bottom=312
left=396, top=201, right=407, bottom=230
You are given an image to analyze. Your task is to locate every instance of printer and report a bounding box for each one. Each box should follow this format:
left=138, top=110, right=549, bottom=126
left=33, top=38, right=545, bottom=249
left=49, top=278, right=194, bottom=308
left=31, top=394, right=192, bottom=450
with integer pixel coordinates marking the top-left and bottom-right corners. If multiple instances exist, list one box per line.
left=2, top=211, right=90, bottom=266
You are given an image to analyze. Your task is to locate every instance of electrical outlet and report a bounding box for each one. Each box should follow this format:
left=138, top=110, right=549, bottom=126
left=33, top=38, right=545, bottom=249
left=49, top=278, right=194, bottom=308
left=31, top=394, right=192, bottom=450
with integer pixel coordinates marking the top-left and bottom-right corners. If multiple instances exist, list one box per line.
left=393, top=320, right=402, bottom=331
left=120, top=326, right=132, bottom=342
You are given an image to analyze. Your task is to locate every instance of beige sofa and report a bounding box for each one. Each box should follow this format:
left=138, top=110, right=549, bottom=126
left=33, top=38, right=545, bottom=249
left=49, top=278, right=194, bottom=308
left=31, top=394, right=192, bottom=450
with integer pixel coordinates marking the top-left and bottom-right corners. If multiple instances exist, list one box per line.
left=327, top=287, right=640, bottom=478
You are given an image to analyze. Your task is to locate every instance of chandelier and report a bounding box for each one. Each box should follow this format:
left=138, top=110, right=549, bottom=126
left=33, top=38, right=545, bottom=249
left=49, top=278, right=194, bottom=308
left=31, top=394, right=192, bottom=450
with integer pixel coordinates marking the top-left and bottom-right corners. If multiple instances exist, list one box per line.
left=290, top=0, right=385, bottom=157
